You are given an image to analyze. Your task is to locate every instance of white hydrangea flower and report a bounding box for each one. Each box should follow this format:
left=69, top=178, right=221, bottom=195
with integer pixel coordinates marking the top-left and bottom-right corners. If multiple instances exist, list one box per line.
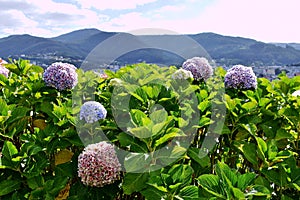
left=172, top=68, right=193, bottom=80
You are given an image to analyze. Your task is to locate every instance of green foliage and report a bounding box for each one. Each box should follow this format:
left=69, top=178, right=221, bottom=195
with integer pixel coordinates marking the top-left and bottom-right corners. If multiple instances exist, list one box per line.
left=0, top=59, right=299, bottom=199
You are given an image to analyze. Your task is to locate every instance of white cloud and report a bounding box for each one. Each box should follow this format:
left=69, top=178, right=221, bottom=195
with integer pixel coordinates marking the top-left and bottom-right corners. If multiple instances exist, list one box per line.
left=0, top=9, right=50, bottom=37
left=0, top=10, right=37, bottom=27
left=75, top=0, right=158, bottom=10
left=0, top=0, right=110, bottom=37
left=153, top=5, right=187, bottom=13
left=99, top=0, right=300, bottom=42
left=186, top=0, right=300, bottom=42
left=100, top=12, right=152, bottom=31
left=0, top=0, right=299, bottom=42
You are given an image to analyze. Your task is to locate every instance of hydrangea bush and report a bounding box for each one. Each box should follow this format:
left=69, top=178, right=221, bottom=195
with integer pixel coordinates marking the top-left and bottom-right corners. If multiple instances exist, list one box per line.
left=43, top=62, right=78, bottom=90
left=0, top=59, right=299, bottom=200
left=182, top=57, right=213, bottom=81
left=224, top=64, right=257, bottom=89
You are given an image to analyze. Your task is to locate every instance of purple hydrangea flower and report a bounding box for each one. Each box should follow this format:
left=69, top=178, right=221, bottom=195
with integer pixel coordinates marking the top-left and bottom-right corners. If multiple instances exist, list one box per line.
left=80, top=101, right=107, bottom=123
left=43, top=62, right=78, bottom=91
left=172, top=68, right=193, bottom=80
left=0, top=59, right=9, bottom=78
left=224, top=65, right=257, bottom=89
left=78, top=142, right=121, bottom=187
left=182, top=57, right=213, bottom=81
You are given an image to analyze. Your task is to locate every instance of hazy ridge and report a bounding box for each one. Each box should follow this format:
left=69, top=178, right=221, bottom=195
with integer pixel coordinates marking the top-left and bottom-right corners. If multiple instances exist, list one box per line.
left=0, top=28, right=300, bottom=67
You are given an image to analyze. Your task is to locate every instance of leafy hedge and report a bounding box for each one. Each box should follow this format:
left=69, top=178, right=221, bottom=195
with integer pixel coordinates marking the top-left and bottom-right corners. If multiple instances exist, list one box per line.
left=0, top=59, right=299, bottom=199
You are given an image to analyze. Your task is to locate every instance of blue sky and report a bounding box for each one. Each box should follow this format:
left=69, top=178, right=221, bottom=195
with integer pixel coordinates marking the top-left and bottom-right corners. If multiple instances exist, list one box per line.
left=0, top=0, right=299, bottom=42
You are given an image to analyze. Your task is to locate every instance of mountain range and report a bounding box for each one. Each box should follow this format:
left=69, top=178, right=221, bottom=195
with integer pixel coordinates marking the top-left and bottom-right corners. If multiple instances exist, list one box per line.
left=0, top=28, right=300, bottom=67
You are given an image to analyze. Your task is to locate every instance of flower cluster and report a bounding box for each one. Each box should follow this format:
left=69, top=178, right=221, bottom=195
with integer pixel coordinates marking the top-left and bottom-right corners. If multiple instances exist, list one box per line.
left=100, top=74, right=108, bottom=79
left=224, top=65, right=257, bottom=90
left=0, top=59, right=9, bottom=78
left=292, top=90, right=300, bottom=97
left=80, top=101, right=107, bottom=123
left=172, top=68, right=193, bottom=80
left=43, top=62, right=78, bottom=91
left=109, top=78, right=123, bottom=86
left=182, top=57, right=213, bottom=81
left=78, top=142, right=121, bottom=187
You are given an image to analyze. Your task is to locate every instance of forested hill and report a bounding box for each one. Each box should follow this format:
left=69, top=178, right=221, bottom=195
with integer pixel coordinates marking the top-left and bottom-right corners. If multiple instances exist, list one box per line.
left=0, top=28, right=300, bottom=67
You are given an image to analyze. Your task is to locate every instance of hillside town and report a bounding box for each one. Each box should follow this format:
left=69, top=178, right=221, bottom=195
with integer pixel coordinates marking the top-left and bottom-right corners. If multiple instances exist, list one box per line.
left=5, top=53, right=300, bottom=81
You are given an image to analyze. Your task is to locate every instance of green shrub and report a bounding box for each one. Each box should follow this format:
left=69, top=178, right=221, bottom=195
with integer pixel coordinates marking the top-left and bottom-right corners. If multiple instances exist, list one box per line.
left=0, top=59, right=299, bottom=199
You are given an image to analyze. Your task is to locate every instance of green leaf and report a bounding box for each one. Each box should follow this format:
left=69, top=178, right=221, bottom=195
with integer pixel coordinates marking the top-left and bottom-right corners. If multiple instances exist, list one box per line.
left=0, top=74, right=8, bottom=86
left=122, top=173, right=149, bottom=195
left=198, top=117, right=212, bottom=128
left=187, top=148, right=210, bottom=168
left=152, top=122, right=167, bottom=136
left=0, top=179, right=21, bottom=196
left=2, top=141, right=18, bottom=158
left=231, top=187, right=245, bottom=199
left=225, top=94, right=239, bottom=111
left=237, top=173, right=256, bottom=191
left=52, top=103, right=67, bottom=119
left=197, top=174, right=225, bottom=199
left=267, top=140, right=278, bottom=160
left=155, top=146, right=187, bottom=166
left=199, top=89, right=208, bottom=99
left=0, top=98, right=9, bottom=116
left=259, top=97, right=271, bottom=107
left=129, top=126, right=152, bottom=138
left=256, top=137, right=267, bottom=161
left=176, top=186, right=199, bottom=200
left=281, top=194, right=296, bottom=200
left=215, top=162, right=237, bottom=187
left=275, top=128, right=293, bottom=141
left=242, top=101, right=257, bottom=111
left=178, top=117, right=189, bottom=128
left=150, top=109, right=168, bottom=124
left=198, top=100, right=211, bottom=112
left=147, top=174, right=168, bottom=192
left=130, top=91, right=145, bottom=103
left=143, top=85, right=161, bottom=99
left=221, top=125, right=231, bottom=135
left=131, top=109, right=148, bottom=126
left=124, top=153, right=152, bottom=173
left=7, top=106, right=30, bottom=124
left=141, top=186, right=167, bottom=200
left=259, top=124, right=276, bottom=138
left=254, top=176, right=271, bottom=190
left=245, top=185, right=271, bottom=197
left=262, top=166, right=288, bottom=187
left=239, top=123, right=257, bottom=136
left=239, top=142, right=258, bottom=165
left=168, top=164, right=193, bottom=186
left=117, top=132, right=148, bottom=152
left=27, top=176, right=44, bottom=190
left=154, top=128, right=185, bottom=147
